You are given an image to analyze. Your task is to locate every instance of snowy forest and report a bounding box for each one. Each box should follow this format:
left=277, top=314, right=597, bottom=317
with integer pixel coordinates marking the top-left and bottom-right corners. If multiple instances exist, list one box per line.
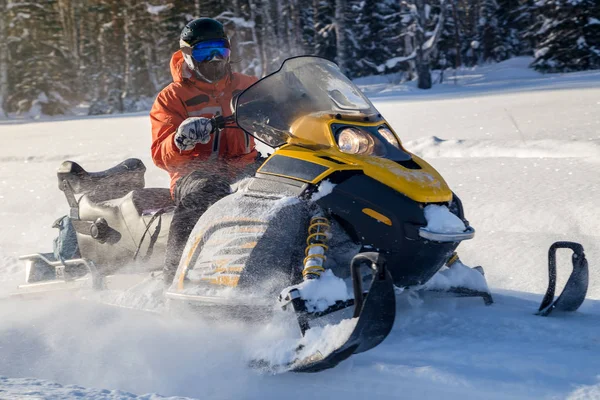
left=0, top=0, right=598, bottom=117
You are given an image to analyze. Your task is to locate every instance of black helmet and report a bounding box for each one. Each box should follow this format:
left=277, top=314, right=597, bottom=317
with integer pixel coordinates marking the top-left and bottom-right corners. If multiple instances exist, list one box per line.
left=180, top=18, right=228, bottom=47
left=180, top=18, right=232, bottom=83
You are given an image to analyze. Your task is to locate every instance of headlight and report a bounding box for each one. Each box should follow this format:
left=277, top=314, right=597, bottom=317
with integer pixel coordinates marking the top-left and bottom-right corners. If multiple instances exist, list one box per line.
left=337, top=127, right=374, bottom=155
left=378, top=127, right=401, bottom=149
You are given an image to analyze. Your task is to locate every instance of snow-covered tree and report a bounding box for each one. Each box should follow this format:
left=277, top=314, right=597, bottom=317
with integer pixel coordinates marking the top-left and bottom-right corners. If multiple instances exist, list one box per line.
left=313, top=0, right=337, bottom=62
left=345, top=0, right=403, bottom=78
left=477, top=0, right=508, bottom=62
left=217, top=10, right=263, bottom=76
left=0, top=0, right=8, bottom=117
left=532, top=0, right=600, bottom=72
left=1, top=0, right=597, bottom=117
left=400, top=0, right=447, bottom=89
left=437, top=0, right=463, bottom=69
left=334, top=0, right=348, bottom=74
left=496, top=0, right=535, bottom=57
left=6, top=0, right=74, bottom=116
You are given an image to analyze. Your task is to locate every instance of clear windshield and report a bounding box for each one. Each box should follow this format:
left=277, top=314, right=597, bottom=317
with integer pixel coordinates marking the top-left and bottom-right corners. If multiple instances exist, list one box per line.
left=235, top=57, right=380, bottom=148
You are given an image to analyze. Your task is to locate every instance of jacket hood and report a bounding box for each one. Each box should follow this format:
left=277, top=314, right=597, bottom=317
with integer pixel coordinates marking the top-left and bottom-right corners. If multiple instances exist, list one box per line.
left=169, top=50, right=189, bottom=83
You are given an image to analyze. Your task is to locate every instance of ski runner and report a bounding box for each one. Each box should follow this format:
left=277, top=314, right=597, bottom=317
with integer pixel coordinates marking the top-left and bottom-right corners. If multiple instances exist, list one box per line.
left=150, top=18, right=260, bottom=286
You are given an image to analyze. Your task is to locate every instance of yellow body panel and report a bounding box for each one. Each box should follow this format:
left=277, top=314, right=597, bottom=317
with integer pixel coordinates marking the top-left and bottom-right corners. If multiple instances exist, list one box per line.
left=260, top=116, right=452, bottom=203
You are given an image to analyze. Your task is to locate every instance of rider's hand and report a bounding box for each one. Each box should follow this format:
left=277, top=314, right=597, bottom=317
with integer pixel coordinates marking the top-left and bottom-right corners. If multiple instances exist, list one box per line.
left=174, top=117, right=214, bottom=151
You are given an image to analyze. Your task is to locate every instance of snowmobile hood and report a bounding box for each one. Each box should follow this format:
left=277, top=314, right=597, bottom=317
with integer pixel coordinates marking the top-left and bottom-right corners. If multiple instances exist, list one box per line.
left=259, top=139, right=453, bottom=204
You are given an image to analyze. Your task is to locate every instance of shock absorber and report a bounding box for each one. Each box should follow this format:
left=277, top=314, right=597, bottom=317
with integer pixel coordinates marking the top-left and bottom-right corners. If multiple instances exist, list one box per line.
left=302, top=216, right=331, bottom=279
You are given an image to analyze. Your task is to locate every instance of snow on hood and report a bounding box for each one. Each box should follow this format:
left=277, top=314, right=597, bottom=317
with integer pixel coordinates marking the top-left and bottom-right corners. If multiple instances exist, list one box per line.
left=424, top=204, right=466, bottom=233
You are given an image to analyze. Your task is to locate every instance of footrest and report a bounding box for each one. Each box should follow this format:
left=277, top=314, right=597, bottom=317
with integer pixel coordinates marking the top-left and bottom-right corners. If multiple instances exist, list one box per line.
left=537, top=241, right=588, bottom=316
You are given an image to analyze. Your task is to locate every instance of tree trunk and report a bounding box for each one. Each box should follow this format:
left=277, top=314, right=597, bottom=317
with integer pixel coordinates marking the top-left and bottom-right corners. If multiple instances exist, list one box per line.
left=415, top=0, right=446, bottom=89
left=335, top=0, right=347, bottom=74
left=289, top=0, right=301, bottom=55
left=414, top=0, right=431, bottom=89
left=404, top=31, right=416, bottom=81
left=123, top=1, right=131, bottom=99
left=452, top=0, right=462, bottom=68
left=247, top=0, right=264, bottom=76
left=416, top=59, right=432, bottom=89
left=261, top=0, right=276, bottom=73
left=0, top=0, right=8, bottom=117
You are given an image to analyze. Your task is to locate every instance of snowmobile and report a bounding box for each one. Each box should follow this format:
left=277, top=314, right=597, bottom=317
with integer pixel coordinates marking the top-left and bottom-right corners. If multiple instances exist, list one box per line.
left=15, top=57, right=587, bottom=372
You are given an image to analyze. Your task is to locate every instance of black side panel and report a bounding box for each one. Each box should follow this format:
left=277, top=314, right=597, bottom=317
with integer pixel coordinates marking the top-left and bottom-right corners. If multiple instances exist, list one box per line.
left=260, top=155, right=329, bottom=182
left=248, top=175, right=308, bottom=197
left=316, top=175, right=457, bottom=287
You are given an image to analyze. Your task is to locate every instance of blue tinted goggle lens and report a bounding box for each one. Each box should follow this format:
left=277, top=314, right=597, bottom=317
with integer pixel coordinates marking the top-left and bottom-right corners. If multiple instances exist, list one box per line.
left=191, top=40, right=231, bottom=62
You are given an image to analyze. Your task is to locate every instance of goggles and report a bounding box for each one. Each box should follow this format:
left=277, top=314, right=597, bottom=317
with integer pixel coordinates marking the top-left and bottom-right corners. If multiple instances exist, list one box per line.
left=185, top=39, right=231, bottom=62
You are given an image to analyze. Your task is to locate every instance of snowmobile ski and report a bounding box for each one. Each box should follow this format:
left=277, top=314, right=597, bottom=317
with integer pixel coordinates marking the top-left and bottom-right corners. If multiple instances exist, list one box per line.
left=537, top=241, right=588, bottom=316
left=256, top=252, right=395, bottom=373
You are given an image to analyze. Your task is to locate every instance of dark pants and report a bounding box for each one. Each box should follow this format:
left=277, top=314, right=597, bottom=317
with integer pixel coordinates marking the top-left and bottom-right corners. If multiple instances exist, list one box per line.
left=163, top=170, right=231, bottom=285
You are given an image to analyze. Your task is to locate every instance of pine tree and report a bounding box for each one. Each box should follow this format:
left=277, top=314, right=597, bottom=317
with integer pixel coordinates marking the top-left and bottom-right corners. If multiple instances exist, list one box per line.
left=0, top=0, right=8, bottom=117
left=532, top=0, right=600, bottom=72
left=401, top=0, right=447, bottom=89
left=347, top=0, right=403, bottom=78
left=437, top=0, right=463, bottom=69
left=313, top=0, right=337, bottom=62
left=477, top=0, right=507, bottom=62
left=6, top=0, right=75, bottom=116
left=497, top=0, right=532, bottom=57
left=298, top=0, right=315, bottom=54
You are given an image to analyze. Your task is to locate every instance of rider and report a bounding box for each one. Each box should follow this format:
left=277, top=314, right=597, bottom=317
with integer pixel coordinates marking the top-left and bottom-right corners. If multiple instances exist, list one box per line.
left=150, top=18, right=259, bottom=286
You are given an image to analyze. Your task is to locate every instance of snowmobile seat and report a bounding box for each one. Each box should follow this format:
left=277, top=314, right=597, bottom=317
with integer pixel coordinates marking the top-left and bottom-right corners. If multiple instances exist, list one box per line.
left=131, top=188, right=174, bottom=215
left=78, top=188, right=174, bottom=221
left=75, top=189, right=174, bottom=270
left=57, top=158, right=146, bottom=202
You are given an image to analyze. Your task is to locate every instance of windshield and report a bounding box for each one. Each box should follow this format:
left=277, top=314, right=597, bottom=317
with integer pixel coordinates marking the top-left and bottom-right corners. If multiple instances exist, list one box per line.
left=235, top=57, right=380, bottom=148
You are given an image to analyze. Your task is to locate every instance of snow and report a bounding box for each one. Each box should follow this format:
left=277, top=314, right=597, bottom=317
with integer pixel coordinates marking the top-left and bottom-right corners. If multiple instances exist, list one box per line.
left=310, top=180, right=336, bottom=201
left=146, top=4, right=170, bottom=15
left=282, top=269, right=352, bottom=312
left=378, top=50, right=417, bottom=72
left=422, top=260, right=490, bottom=293
left=423, top=204, right=466, bottom=233
left=1, top=58, right=600, bottom=398
left=0, top=376, right=194, bottom=399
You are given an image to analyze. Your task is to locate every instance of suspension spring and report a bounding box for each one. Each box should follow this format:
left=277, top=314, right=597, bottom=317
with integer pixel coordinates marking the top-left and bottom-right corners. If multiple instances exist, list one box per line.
left=302, top=216, right=331, bottom=279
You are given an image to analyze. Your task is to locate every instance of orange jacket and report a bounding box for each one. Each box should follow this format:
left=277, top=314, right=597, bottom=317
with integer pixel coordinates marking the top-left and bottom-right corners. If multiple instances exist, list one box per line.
left=150, top=50, right=258, bottom=195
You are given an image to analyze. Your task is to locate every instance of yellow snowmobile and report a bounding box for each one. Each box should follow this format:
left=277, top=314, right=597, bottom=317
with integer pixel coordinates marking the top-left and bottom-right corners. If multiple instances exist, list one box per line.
left=24, top=56, right=577, bottom=373
left=162, top=56, right=490, bottom=371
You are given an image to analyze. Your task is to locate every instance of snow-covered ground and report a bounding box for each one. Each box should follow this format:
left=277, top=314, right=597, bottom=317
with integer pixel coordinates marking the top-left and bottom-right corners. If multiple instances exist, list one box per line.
left=1, top=58, right=600, bottom=399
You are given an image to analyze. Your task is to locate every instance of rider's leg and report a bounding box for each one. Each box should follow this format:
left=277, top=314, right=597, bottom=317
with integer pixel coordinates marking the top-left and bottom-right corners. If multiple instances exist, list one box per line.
left=163, top=171, right=231, bottom=286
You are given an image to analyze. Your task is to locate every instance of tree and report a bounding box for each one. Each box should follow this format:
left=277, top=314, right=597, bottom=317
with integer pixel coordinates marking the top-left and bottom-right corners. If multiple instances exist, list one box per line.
left=477, top=0, right=507, bottom=62
left=334, top=0, right=348, bottom=74
left=345, top=0, right=404, bottom=78
left=6, top=0, right=75, bottom=116
left=313, top=0, right=337, bottom=62
left=437, top=0, right=463, bottom=69
left=400, top=0, right=447, bottom=89
left=0, top=0, right=8, bottom=117
left=532, top=0, right=600, bottom=72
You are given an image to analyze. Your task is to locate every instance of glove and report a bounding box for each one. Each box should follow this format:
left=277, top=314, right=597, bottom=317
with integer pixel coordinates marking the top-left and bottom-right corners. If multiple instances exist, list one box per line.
left=174, top=117, right=214, bottom=151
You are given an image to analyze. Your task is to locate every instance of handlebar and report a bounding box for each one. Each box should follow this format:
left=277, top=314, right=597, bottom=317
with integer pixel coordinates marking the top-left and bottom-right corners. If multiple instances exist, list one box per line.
left=212, top=115, right=236, bottom=132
